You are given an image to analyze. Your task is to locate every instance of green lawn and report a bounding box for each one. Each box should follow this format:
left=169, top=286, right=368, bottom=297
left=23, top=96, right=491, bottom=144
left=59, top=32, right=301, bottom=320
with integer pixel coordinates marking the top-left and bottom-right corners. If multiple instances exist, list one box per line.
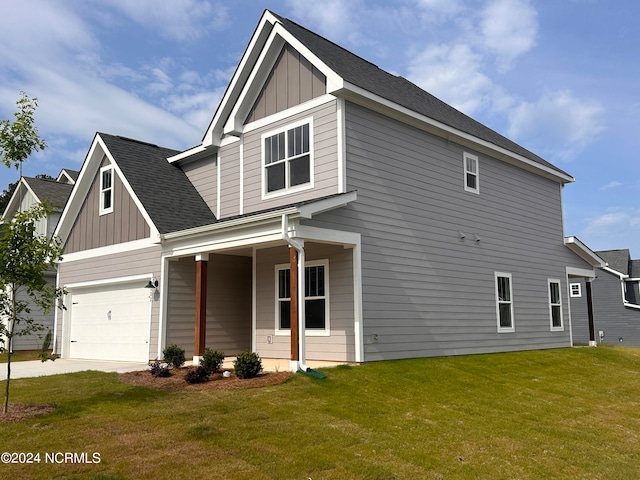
left=2, top=346, right=640, bottom=479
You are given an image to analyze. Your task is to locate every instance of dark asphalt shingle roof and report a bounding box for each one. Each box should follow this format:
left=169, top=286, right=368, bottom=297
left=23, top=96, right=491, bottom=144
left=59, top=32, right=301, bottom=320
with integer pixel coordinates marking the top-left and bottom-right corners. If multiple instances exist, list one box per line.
left=98, top=133, right=217, bottom=234
left=23, top=177, right=74, bottom=210
left=630, top=260, right=640, bottom=278
left=272, top=12, right=571, bottom=179
left=597, top=249, right=631, bottom=275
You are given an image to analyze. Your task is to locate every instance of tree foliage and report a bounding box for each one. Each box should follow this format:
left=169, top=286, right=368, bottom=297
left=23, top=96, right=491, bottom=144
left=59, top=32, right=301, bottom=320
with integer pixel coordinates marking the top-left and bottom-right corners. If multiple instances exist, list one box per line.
left=0, top=92, right=47, bottom=171
left=0, top=202, right=64, bottom=414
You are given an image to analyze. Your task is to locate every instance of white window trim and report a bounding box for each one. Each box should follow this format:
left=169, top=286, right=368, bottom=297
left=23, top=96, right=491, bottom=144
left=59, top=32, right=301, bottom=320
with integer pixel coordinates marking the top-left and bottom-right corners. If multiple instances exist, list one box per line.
left=274, top=259, right=330, bottom=337
left=548, top=279, right=564, bottom=331
left=99, top=165, right=114, bottom=215
left=569, top=282, right=582, bottom=298
left=464, top=152, right=479, bottom=194
left=261, top=117, right=314, bottom=199
left=495, top=272, right=515, bottom=333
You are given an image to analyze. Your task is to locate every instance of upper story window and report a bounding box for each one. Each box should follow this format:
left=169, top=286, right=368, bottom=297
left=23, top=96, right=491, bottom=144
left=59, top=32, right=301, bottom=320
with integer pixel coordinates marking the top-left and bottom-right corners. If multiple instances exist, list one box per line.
left=263, top=119, right=313, bottom=196
left=495, top=272, right=514, bottom=332
left=99, top=166, right=114, bottom=215
left=464, top=152, right=479, bottom=194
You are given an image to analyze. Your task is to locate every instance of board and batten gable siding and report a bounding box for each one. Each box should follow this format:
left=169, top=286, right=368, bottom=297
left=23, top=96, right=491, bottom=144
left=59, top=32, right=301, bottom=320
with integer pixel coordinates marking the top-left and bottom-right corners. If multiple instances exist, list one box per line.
left=165, top=254, right=252, bottom=358
left=246, top=43, right=326, bottom=124
left=255, top=242, right=355, bottom=362
left=304, top=102, right=593, bottom=361
left=182, top=154, right=217, bottom=215
left=15, top=186, right=48, bottom=237
left=56, top=246, right=162, bottom=358
left=571, top=272, right=640, bottom=346
left=240, top=100, right=340, bottom=216
left=65, top=156, right=150, bottom=253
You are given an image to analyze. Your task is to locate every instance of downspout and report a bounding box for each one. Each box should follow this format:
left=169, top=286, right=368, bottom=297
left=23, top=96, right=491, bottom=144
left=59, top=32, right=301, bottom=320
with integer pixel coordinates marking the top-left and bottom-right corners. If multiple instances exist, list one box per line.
left=281, top=214, right=308, bottom=373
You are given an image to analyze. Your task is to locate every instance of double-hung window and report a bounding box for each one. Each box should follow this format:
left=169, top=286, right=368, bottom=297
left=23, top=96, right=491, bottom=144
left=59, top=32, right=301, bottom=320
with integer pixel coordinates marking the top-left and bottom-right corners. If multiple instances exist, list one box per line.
left=263, top=120, right=312, bottom=195
left=495, top=272, right=514, bottom=332
left=549, top=280, right=563, bottom=330
left=464, top=152, right=479, bottom=193
left=99, top=165, right=114, bottom=215
left=276, top=260, right=329, bottom=335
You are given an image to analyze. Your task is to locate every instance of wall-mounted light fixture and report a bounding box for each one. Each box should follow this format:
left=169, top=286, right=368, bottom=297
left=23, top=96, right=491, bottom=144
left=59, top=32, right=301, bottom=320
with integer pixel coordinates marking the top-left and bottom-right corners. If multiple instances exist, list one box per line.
left=144, top=278, right=159, bottom=290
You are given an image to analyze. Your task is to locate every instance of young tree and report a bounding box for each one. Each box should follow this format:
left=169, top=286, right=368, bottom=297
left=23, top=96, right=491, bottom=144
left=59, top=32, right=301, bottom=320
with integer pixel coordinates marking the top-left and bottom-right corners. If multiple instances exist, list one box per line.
left=0, top=203, right=64, bottom=414
left=0, top=92, right=47, bottom=176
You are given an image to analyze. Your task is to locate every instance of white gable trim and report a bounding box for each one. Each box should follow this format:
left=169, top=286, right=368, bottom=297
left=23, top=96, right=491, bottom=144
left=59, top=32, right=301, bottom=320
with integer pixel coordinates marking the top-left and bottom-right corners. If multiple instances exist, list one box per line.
left=1, top=178, right=37, bottom=220
left=54, top=134, right=159, bottom=245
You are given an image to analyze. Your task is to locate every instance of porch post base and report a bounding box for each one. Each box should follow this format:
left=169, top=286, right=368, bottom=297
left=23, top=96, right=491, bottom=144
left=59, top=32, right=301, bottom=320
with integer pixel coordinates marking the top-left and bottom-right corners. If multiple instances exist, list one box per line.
left=588, top=341, right=597, bottom=347
left=289, top=360, right=300, bottom=372
left=193, top=355, right=202, bottom=366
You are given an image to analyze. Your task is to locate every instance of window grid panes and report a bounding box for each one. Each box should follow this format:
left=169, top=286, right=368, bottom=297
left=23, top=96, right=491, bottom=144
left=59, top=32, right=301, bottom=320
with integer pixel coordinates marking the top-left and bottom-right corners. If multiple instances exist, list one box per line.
left=265, top=123, right=311, bottom=193
left=464, top=153, right=479, bottom=193
left=277, top=263, right=327, bottom=331
left=549, top=281, right=562, bottom=328
left=496, top=274, right=513, bottom=330
left=570, top=283, right=582, bottom=297
left=100, top=167, right=113, bottom=213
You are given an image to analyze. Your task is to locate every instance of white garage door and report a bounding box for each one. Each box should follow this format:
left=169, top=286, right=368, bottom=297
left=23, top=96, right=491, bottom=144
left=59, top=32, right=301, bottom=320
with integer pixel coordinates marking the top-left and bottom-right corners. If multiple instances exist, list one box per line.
left=68, top=281, right=151, bottom=362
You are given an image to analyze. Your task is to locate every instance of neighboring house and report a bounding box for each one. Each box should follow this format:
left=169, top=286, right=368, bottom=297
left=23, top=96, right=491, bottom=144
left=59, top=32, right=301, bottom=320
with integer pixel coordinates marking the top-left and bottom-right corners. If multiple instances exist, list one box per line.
left=1, top=170, right=77, bottom=350
left=570, top=249, right=640, bottom=346
left=53, top=11, right=603, bottom=369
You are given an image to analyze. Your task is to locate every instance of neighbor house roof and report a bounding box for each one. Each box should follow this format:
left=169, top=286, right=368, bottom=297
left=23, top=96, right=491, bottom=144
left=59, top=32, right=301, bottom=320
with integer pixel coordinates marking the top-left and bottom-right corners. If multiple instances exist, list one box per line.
left=270, top=12, right=572, bottom=181
left=597, top=249, right=632, bottom=275
left=630, top=260, right=640, bottom=278
left=98, top=133, right=217, bottom=234
left=23, top=177, right=74, bottom=210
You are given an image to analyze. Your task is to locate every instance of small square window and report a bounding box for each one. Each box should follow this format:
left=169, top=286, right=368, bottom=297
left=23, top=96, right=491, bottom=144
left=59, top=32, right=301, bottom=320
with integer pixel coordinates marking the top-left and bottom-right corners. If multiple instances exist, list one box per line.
left=570, top=283, right=582, bottom=298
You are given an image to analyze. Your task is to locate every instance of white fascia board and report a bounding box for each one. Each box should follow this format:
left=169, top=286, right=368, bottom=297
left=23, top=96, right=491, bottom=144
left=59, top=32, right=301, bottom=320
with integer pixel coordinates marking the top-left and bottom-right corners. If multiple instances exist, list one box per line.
left=566, top=266, right=597, bottom=279
left=564, top=236, right=607, bottom=268
left=602, top=265, right=628, bottom=279
left=58, top=238, right=159, bottom=263
left=298, top=191, right=357, bottom=218
left=336, top=82, right=575, bottom=185
left=203, top=12, right=279, bottom=147
left=624, top=302, right=640, bottom=310
left=167, top=144, right=208, bottom=164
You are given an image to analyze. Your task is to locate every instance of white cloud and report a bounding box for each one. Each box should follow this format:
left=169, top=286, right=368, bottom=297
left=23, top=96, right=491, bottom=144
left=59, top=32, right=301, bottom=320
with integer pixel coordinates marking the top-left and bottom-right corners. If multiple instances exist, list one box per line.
left=406, top=43, right=494, bottom=116
left=479, top=0, right=538, bottom=70
left=100, top=0, right=229, bottom=42
left=600, top=181, right=623, bottom=191
left=581, top=208, right=640, bottom=252
left=506, top=90, right=604, bottom=161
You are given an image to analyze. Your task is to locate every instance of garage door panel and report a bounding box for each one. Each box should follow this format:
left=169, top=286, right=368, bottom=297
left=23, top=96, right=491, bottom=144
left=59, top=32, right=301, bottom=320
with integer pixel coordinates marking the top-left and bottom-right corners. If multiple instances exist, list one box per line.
left=69, top=282, right=151, bottom=362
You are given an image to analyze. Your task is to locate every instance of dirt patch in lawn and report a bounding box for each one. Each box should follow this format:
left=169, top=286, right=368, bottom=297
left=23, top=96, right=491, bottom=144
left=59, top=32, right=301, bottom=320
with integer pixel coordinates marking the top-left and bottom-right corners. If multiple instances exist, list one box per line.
left=0, top=403, right=56, bottom=424
left=118, top=368, right=293, bottom=391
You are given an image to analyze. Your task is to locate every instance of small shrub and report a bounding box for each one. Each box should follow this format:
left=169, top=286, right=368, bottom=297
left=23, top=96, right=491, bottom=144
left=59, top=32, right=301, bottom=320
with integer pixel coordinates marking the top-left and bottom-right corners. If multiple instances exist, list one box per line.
left=185, top=366, right=210, bottom=384
left=201, top=348, right=225, bottom=373
left=37, top=330, right=56, bottom=362
left=162, top=344, right=185, bottom=368
left=149, top=359, right=171, bottom=377
left=233, top=351, right=263, bottom=379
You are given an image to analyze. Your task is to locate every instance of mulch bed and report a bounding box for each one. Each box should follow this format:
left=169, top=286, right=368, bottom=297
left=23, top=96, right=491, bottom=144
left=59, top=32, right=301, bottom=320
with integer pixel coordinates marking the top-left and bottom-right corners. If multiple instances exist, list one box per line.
left=118, top=368, right=293, bottom=391
left=0, top=403, right=56, bottom=424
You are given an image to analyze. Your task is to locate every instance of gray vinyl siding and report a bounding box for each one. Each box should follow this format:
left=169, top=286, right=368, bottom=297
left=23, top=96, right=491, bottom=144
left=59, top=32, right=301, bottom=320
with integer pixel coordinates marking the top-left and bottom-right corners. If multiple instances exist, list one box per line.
left=255, top=243, right=355, bottom=362
left=65, top=157, right=150, bottom=253
left=241, top=100, right=339, bottom=215
left=304, top=102, right=593, bottom=361
left=219, top=143, right=241, bottom=218
left=182, top=154, right=217, bottom=215
left=569, top=279, right=591, bottom=344
left=165, top=254, right=252, bottom=358
left=56, top=246, right=162, bottom=358
left=10, top=274, right=56, bottom=351
left=571, top=271, right=640, bottom=346
left=246, top=43, right=326, bottom=124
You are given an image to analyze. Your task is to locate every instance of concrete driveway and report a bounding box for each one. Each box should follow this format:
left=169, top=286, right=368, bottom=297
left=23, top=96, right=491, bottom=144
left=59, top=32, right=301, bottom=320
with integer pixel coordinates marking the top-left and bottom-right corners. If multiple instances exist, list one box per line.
left=0, top=359, right=148, bottom=380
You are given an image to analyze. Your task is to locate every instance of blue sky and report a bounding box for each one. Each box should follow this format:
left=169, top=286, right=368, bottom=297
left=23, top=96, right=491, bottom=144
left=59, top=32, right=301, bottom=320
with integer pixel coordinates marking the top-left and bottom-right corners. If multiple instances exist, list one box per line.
left=0, top=0, right=638, bottom=256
